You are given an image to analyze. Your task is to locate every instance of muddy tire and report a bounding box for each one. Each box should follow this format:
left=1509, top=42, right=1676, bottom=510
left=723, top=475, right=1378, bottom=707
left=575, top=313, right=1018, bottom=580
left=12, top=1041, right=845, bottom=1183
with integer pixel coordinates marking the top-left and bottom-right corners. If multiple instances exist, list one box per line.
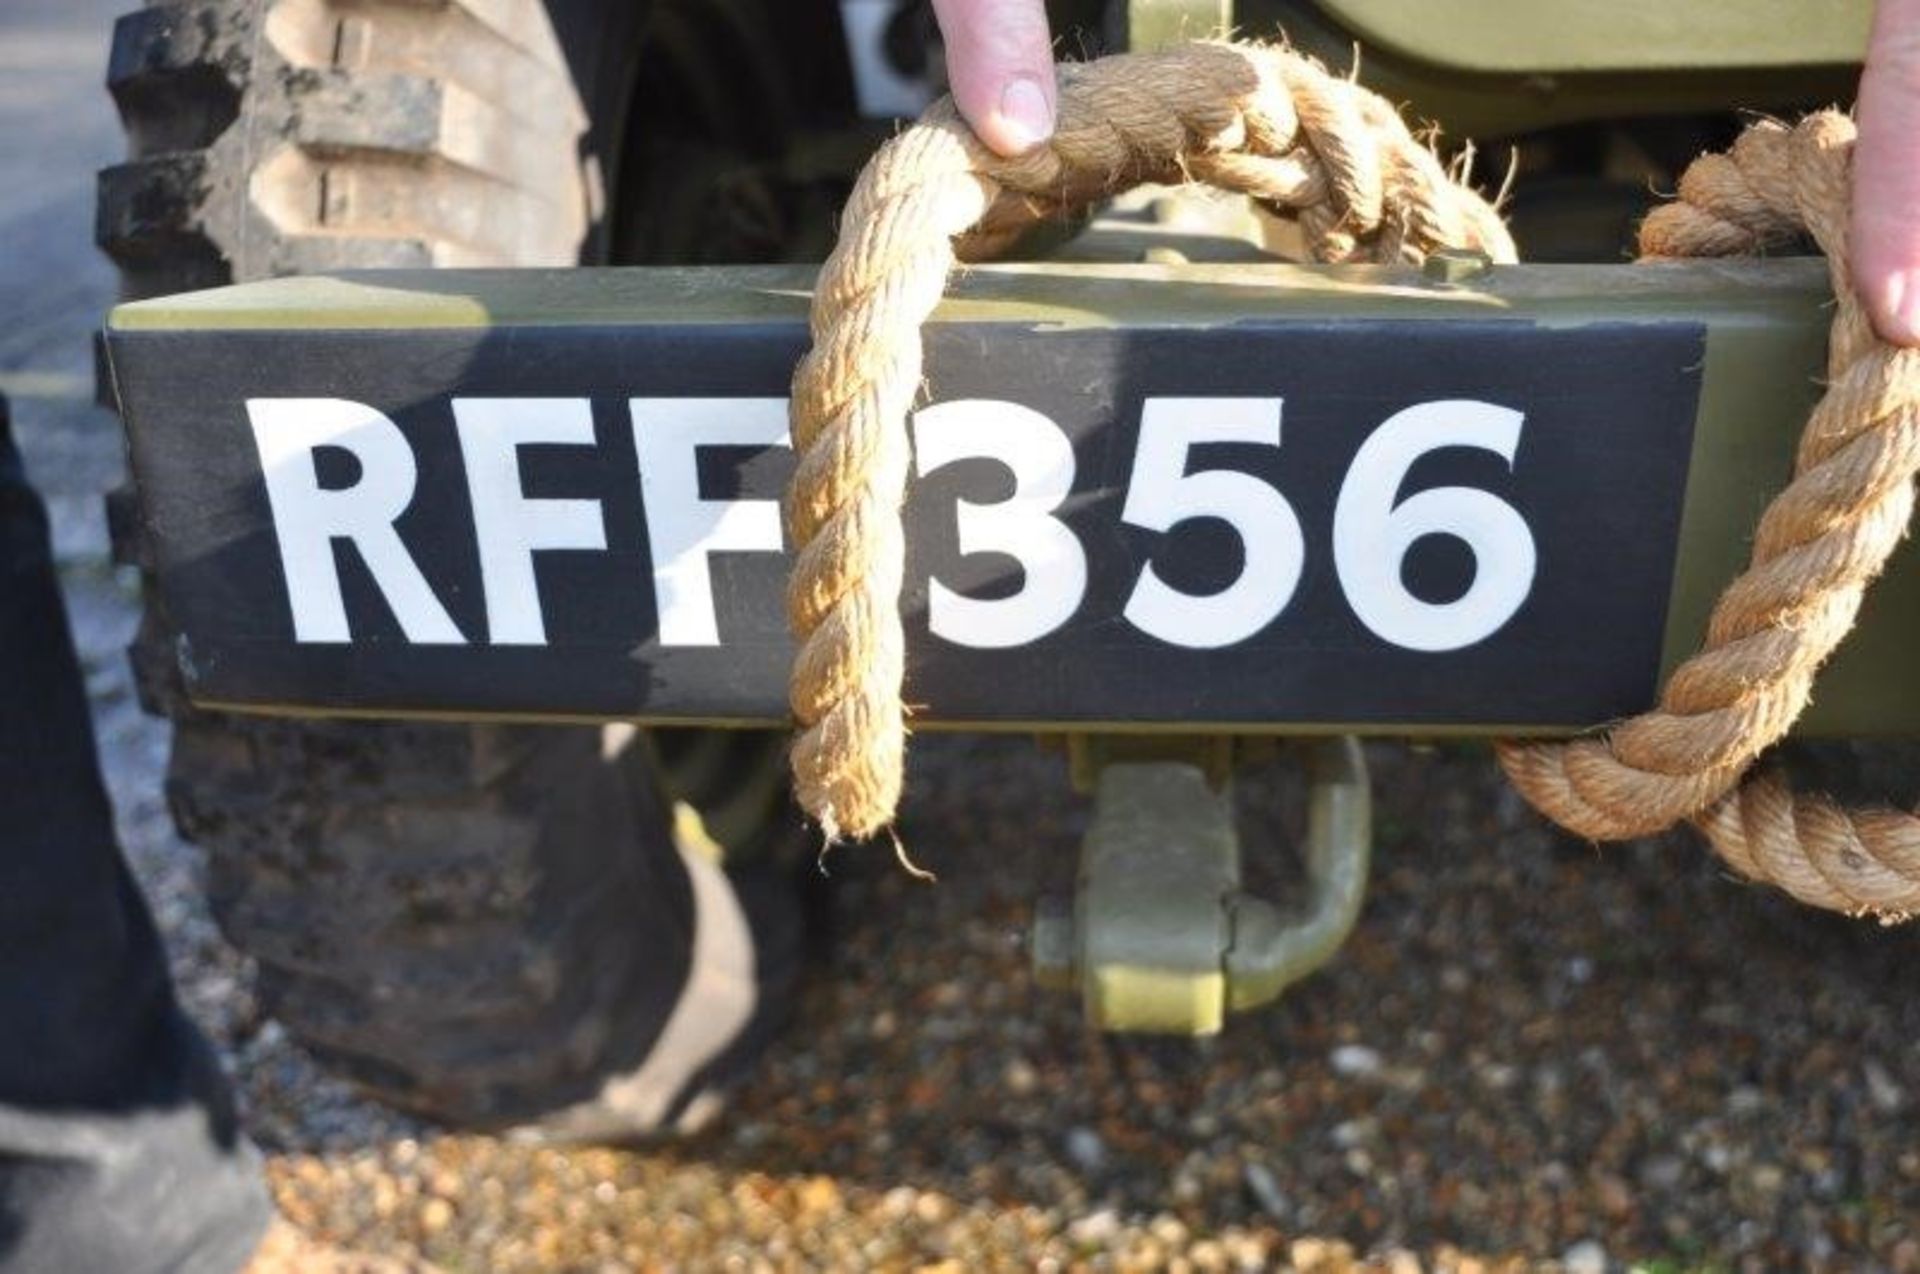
left=97, top=0, right=800, bottom=1134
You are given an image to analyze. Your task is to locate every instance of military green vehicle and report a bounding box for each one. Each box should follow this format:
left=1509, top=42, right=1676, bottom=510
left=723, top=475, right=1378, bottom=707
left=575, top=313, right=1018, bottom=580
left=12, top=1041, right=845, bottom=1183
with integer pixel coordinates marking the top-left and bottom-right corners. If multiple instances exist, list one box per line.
left=98, top=0, right=1903, bottom=1141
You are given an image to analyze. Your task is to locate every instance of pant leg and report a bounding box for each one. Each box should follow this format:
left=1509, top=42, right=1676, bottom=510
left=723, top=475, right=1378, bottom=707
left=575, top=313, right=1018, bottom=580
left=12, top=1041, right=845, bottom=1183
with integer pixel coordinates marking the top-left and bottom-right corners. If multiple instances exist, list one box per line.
left=0, top=396, right=271, bottom=1274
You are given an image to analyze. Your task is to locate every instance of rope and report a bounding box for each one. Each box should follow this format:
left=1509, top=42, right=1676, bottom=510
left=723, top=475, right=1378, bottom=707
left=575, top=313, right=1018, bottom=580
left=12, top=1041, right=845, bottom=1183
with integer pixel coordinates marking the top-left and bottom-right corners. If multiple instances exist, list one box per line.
left=786, top=40, right=1513, bottom=840
left=784, top=41, right=1920, bottom=919
left=1498, top=112, right=1920, bottom=918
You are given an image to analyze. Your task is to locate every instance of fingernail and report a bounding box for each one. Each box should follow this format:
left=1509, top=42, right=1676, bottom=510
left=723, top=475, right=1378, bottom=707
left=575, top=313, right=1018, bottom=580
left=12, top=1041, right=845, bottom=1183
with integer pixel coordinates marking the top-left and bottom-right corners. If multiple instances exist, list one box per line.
left=996, top=76, right=1054, bottom=153
left=1884, top=269, right=1920, bottom=345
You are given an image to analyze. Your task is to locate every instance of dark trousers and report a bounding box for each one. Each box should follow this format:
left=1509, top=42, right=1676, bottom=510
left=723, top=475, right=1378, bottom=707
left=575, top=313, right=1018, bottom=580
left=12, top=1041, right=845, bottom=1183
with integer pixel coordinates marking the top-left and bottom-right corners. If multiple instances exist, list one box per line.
left=0, top=398, right=270, bottom=1273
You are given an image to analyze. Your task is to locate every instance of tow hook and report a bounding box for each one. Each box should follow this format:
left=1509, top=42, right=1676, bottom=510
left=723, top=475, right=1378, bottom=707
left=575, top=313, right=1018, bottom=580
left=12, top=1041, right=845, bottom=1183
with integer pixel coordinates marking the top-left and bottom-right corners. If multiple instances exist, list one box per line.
left=1032, top=736, right=1371, bottom=1033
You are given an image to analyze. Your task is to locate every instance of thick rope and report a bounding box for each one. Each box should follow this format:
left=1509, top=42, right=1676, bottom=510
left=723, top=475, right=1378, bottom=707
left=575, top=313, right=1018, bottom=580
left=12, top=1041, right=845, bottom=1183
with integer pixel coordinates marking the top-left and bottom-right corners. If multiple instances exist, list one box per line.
left=786, top=41, right=1512, bottom=840
left=1498, top=112, right=1920, bottom=918
left=786, top=41, right=1920, bottom=918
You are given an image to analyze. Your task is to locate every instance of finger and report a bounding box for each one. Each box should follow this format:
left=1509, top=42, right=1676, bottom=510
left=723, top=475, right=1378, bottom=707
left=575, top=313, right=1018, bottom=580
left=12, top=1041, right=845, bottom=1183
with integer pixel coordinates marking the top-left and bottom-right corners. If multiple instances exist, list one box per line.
left=930, top=0, right=1055, bottom=156
left=1853, top=0, right=1920, bottom=345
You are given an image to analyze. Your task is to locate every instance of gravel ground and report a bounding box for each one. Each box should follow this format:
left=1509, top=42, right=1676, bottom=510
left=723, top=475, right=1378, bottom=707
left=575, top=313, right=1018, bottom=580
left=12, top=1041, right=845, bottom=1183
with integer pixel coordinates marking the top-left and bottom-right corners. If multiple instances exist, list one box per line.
left=252, top=736, right=1920, bottom=1272
left=12, top=2, right=1920, bottom=1270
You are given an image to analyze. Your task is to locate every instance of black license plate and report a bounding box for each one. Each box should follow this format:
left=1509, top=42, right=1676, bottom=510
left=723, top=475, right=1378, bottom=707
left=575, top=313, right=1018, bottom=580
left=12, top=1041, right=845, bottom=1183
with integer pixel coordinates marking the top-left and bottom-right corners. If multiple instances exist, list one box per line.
left=109, top=303, right=1704, bottom=729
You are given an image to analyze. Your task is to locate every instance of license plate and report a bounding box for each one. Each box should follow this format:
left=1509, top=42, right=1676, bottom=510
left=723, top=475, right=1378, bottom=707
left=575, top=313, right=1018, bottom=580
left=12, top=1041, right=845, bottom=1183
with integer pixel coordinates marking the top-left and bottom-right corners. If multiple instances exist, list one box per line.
left=107, top=265, right=1716, bottom=730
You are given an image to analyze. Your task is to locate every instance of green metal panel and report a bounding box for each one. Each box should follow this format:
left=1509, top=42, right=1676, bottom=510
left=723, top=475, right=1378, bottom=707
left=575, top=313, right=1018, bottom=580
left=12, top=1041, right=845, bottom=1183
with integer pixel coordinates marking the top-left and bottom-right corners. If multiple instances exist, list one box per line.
left=1235, top=0, right=1862, bottom=138
left=1126, top=0, right=1233, bottom=50
left=1311, top=0, right=1869, bottom=74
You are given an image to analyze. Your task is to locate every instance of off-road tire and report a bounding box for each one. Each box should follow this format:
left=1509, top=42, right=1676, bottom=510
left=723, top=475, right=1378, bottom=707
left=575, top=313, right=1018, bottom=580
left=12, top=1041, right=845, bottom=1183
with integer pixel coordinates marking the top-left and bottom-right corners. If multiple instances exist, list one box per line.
left=98, top=0, right=799, bottom=1132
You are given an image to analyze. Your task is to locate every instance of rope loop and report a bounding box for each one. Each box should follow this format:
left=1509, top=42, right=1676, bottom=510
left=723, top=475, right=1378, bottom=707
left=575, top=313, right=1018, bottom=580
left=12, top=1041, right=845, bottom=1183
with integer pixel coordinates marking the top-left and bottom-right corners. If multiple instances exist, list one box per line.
left=787, top=40, right=1513, bottom=841
left=1499, top=108, right=1920, bottom=919
left=787, top=41, right=1920, bottom=920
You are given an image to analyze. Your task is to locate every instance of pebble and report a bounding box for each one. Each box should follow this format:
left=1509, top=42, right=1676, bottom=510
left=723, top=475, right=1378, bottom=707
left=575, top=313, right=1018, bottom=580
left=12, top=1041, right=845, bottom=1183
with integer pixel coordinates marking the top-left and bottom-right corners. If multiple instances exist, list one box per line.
left=1476, top=1062, right=1520, bottom=1091
left=1149, top=1213, right=1188, bottom=1246
left=1289, top=1236, right=1355, bottom=1271
left=1866, top=1059, right=1908, bottom=1113
left=1331, top=1118, right=1378, bottom=1150
left=1004, top=1056, right=1039, bottom=1095
left=1639, top=1155, right=1686, bottom=1192
left=1592, top=1173, right=1632, bottom=1218
left=1560, top=1240, right=1606, bottom=1274
left=1243, top=1161, right=1290, bottom=1219
left=1330, top=1044, right=1384, bottom=1078
left=1065, top=1127, right=1107, bottom=1173
left=1068, top=1207, right=1120, bottom=1246
left=796, top=1175, right=841, bottom=1217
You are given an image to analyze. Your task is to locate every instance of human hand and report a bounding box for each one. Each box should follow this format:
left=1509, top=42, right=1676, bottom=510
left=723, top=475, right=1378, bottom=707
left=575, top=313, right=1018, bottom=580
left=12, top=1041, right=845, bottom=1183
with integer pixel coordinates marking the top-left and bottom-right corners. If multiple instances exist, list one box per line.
left=929, top=0, right=1056, bottom=156
left=1853, top=0, right=1920, bottom=343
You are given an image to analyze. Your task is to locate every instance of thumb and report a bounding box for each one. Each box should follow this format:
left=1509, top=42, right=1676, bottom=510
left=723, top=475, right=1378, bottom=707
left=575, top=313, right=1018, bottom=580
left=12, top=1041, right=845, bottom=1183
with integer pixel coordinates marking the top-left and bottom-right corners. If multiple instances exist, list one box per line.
left=929, top=0, right=1056, bottom=157
left=1853, top=0, right=1920, bottom=344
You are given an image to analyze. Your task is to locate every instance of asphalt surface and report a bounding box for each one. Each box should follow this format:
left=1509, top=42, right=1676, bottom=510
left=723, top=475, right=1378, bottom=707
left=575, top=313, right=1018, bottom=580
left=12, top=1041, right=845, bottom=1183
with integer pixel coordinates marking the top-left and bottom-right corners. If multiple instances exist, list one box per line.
left=8, top=3, right=1920, bottom=1271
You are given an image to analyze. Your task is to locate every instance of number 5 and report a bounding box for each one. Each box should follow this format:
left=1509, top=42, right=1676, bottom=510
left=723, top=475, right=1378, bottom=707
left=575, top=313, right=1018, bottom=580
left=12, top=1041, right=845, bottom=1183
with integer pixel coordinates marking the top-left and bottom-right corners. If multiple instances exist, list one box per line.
left=1121, top=398, right=1305, bottom=649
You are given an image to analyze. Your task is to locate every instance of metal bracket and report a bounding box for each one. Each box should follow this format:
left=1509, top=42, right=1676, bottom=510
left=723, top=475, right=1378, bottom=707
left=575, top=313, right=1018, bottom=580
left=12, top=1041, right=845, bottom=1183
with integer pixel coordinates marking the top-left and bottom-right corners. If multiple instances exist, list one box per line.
left=1032, top=736, right=1371, bottom=1033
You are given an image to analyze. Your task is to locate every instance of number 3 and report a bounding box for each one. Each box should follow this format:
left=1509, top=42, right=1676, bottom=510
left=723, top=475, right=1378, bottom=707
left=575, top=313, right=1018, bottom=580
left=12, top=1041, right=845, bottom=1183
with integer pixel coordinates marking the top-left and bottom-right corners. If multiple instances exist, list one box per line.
left=912, top=399, right=1088, bottom=648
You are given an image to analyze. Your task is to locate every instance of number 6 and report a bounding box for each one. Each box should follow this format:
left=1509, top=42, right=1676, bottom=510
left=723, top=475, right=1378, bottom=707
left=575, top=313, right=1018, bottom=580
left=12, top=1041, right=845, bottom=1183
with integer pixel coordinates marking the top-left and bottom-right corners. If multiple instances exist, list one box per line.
left=1333, top=400, right=1536, bottom=652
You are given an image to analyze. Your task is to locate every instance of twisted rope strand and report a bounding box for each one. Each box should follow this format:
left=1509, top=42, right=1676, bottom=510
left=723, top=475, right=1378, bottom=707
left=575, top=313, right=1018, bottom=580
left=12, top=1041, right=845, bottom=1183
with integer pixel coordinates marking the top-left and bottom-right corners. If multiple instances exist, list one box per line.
left=787, top=41, right=1920, bottom=919
left=787, top=40, right=1512, bottom=840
